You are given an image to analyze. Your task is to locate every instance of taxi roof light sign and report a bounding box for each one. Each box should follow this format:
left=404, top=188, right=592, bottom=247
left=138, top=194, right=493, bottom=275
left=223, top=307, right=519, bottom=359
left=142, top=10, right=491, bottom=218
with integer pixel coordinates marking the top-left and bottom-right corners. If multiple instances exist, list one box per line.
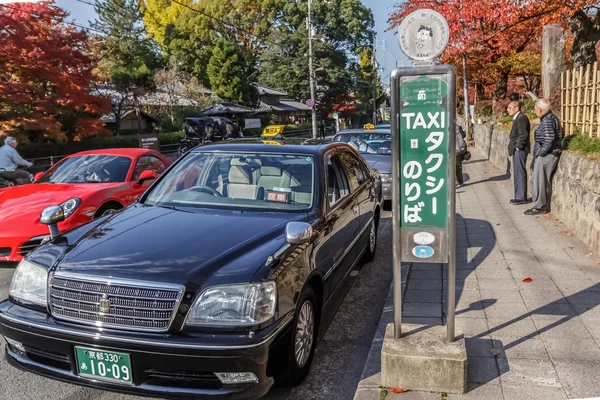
left=261, top=125, right=286, bottom=138
left=363, top=123, right=375, bottom=131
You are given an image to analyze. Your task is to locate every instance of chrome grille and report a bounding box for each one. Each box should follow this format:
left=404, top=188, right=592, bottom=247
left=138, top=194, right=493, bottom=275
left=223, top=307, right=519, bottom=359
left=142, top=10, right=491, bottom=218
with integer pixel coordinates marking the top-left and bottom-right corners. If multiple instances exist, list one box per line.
left=50, top=274, right=184, bottom=332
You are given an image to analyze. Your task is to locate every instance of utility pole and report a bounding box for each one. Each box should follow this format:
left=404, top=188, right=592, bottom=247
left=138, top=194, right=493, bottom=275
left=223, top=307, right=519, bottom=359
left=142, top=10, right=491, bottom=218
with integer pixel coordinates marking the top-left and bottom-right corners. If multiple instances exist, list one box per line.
left=372, top=34, right=378, bottom=125
left=308, top=0, right=318, bottom=139
left=462, top=54, right=470, bottom=139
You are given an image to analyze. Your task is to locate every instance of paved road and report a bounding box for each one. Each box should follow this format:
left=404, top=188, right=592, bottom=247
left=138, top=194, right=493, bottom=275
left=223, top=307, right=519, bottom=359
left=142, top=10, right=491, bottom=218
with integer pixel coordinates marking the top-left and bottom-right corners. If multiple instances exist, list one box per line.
left=0, top=210, right=393, bottom=400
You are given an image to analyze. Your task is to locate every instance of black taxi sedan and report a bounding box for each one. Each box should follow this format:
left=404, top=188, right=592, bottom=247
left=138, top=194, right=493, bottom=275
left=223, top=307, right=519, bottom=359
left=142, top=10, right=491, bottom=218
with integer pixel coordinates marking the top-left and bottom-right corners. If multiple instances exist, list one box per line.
left=0, top=139, right=382, bottom=399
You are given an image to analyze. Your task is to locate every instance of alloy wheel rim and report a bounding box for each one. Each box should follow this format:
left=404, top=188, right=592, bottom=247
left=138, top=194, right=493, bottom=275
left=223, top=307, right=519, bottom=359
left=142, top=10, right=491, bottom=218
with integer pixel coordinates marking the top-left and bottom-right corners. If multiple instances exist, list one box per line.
left=369, top=220, right=376, bottom=253
left=294, top=300, right=315, bottom=368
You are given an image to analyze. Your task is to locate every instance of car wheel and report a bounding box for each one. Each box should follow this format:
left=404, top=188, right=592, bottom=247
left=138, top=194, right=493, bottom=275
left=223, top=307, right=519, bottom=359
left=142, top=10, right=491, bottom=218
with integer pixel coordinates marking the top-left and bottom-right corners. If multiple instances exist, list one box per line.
left=361, top=217, right=378, bottom=262
left=286, top=287, right=319, bottom=386
left=95, top=204, right=121, bottom=219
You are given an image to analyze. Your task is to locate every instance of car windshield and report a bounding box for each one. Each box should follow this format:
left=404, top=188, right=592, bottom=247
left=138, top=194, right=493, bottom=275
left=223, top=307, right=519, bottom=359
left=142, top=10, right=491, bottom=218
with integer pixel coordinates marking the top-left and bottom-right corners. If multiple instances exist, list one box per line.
left=144, top=152, right=315, bottom=211
left=349, top=139, right=392, bottom=155
left=37, top=155, right=132, bottom=184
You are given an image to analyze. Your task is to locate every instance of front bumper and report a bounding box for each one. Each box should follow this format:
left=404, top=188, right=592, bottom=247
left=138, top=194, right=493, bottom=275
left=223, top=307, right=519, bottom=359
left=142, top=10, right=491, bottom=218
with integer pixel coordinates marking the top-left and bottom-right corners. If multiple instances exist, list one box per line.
left=0, top=301, right=291, bottom=399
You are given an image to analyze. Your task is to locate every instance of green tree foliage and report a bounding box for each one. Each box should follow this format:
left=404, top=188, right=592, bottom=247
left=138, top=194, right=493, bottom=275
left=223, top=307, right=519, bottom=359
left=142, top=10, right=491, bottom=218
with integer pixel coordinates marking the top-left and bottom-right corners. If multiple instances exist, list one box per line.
left=91, top=0, right=162, bottom=134
left=259, top=0, right=375, bottom=115
left=207, top=39, right=257, bottom=105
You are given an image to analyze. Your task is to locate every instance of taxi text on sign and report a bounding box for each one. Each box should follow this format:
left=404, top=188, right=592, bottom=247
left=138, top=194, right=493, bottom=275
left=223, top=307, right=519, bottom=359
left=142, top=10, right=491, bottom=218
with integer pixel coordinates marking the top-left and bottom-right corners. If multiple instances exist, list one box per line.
left=398, top=74, right=453, bottom=263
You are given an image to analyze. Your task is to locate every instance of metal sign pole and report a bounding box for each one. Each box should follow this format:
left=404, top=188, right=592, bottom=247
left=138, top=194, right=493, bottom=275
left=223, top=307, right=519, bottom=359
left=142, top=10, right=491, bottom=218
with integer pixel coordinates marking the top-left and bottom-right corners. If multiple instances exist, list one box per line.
left=447, top=71, right=457, bottom=343
left=391, top=70, right=403, bottom=339
left=392, top=65, right=457, bottom=342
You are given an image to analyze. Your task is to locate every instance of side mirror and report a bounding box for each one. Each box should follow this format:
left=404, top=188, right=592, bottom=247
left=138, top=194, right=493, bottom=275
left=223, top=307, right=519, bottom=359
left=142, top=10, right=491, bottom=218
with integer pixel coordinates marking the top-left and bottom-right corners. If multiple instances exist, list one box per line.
left=34, top=172, right=44, bottom=181
left=138, top=170, right=158, bottom=184
left=285, top=222, right=313, bottom=245
left=40, top=205, right=64, bottom=239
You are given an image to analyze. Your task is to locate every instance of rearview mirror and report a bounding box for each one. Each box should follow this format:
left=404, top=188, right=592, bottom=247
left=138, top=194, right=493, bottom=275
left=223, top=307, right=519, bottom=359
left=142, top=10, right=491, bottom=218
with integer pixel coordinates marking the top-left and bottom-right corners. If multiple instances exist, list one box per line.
left=34, top=172, right=44, bottom=181
left=138, top=170, right=158, bottom=184
left=40, top=205, right=65, bottom=239
left=285, top=222, right=313, bottom=245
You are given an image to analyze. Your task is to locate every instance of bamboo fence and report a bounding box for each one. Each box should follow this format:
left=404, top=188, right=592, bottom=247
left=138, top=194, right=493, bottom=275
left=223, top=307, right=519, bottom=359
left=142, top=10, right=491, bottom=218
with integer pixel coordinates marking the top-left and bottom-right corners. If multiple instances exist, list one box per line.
left=561, top=62, right=600, bottom=138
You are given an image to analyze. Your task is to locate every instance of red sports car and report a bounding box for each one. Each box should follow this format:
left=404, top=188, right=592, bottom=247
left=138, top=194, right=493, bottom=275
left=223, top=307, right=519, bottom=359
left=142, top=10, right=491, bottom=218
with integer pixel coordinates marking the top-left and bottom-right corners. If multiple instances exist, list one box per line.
left=0, top=148, right=171, bottom=264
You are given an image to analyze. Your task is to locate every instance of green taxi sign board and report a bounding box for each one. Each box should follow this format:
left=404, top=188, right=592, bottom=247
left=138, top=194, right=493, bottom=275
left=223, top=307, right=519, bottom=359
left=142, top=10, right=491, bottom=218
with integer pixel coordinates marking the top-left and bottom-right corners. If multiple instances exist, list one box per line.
left=399, top=75, right=449, bottom=229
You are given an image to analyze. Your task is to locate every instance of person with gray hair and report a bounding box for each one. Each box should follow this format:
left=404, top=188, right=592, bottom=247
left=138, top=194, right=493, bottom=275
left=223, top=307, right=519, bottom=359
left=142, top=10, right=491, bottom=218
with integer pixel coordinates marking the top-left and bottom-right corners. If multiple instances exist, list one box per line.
left=0, top=136, right=33, bottom=185
left=525, top=99, right=563, bottom=215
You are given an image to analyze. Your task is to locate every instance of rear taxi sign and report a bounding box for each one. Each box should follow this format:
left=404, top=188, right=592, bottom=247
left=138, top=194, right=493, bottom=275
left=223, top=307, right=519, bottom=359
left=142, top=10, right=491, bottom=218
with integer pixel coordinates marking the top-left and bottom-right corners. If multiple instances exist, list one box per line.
left=363, top=123, right=375, bottom=130
left=261, top=139, right=283, bottom=145
left=261, top=125, right=286, bottom=138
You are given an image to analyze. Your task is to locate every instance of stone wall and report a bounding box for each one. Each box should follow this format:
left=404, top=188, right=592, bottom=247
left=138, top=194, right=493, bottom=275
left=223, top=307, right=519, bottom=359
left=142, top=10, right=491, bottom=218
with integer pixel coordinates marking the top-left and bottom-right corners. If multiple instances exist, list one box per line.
left=464, top=121, right=600, bottom=251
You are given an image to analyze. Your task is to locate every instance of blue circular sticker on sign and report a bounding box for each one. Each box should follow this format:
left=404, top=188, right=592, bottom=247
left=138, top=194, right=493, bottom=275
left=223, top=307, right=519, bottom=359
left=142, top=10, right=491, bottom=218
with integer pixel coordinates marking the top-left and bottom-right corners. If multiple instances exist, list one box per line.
left=306, top=99, right=314, bottom=108
left=412, top=245, right=435, bottom=259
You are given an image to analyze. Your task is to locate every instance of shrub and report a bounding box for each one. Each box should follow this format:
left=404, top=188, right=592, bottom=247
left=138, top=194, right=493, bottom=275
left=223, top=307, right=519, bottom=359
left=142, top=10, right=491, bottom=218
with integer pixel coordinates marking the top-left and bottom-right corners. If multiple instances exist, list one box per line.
left=493, top=99, right=511, bottom=119
left=475, top=100, right=493, bottom=118
left=564, top=134, right=600, bottom=159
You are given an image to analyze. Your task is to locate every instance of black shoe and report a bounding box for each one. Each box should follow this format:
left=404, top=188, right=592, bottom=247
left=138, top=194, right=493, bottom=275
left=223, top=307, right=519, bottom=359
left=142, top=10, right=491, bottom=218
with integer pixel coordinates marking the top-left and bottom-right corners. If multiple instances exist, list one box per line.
left=524, top=208, right=547, bottom=216
left=510, top=199, right=527, bottom=205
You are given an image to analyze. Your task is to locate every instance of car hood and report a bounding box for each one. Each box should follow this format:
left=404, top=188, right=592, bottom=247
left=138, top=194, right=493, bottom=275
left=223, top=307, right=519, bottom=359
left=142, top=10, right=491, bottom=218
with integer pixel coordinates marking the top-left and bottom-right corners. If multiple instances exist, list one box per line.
left=0, top=183, right=117, bottom=235
left=361, top=154, right=392, bottom=174
left=55, top=204, right=306, bottom=287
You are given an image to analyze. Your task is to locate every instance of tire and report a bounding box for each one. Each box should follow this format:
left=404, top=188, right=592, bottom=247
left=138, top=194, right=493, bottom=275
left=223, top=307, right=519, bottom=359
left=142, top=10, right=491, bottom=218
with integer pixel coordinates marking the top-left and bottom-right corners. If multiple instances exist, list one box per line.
left=361, top=216, right=378, bottom=262
left=285, top=287, right=319, bottom=386
left=95, top=204, right=121, bottom=219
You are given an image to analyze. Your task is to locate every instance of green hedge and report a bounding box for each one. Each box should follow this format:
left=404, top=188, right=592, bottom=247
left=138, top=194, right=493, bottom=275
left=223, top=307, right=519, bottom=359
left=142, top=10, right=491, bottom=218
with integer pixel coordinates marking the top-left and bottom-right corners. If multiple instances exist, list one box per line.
left=17, top=131, right=185, bottom=159
left=564, top=134, right=600, bottom=159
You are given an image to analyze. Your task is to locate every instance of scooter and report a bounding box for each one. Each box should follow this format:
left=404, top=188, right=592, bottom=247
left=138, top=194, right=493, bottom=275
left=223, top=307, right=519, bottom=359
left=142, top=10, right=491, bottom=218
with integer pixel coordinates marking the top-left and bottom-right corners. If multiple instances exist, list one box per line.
left=0, top=166, right=34, bottom=188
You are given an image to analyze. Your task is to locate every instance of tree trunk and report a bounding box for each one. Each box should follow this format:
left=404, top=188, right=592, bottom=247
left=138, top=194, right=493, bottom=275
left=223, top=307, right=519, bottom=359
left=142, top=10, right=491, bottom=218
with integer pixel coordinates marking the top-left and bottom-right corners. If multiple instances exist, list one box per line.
left=115, top=102, right=123, bottom=136
left=494, top=70, right=510, bottom=100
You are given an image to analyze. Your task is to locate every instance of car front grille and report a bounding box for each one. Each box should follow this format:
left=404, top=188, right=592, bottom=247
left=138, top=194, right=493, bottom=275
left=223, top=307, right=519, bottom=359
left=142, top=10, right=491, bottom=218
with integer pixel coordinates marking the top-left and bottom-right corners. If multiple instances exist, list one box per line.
left=49, top=274, right=184, bottom=333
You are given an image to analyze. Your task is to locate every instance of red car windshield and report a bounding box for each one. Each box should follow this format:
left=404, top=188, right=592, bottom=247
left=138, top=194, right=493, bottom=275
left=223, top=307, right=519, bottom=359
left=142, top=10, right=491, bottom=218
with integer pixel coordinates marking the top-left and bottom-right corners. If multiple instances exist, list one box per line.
left=36, top=155, right=132, bottom=184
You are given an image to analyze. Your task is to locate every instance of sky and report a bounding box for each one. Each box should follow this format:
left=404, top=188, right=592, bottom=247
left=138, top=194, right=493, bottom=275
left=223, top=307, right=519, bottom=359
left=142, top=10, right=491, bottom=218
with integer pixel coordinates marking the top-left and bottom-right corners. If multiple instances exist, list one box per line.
left=56, top=0, right=408, bottom=85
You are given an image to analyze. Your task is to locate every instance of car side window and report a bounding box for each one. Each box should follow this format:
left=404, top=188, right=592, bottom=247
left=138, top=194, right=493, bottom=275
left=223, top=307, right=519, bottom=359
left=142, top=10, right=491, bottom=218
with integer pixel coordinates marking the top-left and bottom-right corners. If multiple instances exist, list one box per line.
left=340, top=150, right=368, bottom=189
left=133, top=156, right=166, bottom=181
left=326, top=153, right=350, bottom=208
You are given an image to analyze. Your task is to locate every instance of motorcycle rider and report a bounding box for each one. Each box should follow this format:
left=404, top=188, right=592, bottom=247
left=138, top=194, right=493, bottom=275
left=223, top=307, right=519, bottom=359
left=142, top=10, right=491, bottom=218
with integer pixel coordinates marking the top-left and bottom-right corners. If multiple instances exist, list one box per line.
left=0, top=136, right=33, bottom=185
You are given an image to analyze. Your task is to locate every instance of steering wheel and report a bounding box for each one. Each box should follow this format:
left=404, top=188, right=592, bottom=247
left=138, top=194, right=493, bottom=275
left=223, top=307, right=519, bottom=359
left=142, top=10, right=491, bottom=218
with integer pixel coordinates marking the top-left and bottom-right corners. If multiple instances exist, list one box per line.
left=189, top=185, right=223, bottom=197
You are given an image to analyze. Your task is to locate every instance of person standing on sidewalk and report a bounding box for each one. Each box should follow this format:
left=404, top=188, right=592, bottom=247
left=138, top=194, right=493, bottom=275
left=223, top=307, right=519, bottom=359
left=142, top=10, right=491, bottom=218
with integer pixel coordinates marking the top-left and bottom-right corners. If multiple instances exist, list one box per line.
left=525, top=99, right=563, bottom=216
left=0, top=136, right=33, bottom=184
left=456, top=125, right=467, bottom=187
left=507, top=101, right=531, bottom=205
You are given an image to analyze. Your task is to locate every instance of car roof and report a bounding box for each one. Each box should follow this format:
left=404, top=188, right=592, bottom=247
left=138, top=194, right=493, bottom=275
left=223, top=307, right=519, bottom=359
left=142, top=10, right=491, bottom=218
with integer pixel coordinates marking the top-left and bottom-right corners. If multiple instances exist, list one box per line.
left=335, top=129, right=391, bottom=135
left=190, top=138, right=344, bottom=155
left=69, top=148, right=159, bottom=158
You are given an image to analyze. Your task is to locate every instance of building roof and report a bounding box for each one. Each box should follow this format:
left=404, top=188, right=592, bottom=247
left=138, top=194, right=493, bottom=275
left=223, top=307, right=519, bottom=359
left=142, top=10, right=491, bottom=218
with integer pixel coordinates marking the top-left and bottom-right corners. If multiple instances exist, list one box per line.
left=100, top=110, right=156, bottom=124
left=255, top=99, right=313, bottom=113
left=200, top=102, right=256, bottom=116
left=254, top=84, right=288, bottom=96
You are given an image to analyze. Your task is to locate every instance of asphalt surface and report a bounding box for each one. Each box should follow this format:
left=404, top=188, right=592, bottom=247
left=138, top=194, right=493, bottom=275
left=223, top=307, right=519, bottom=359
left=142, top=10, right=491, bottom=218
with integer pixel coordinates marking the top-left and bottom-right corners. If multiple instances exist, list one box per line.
left=0, top=210, right=393, bottom=400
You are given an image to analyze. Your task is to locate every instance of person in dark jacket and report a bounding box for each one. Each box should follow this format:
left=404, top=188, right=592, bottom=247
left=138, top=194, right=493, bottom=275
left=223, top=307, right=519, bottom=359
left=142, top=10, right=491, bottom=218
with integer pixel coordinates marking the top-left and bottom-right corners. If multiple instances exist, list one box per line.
left=507, top=101, right=531, bottom=205
left=525, top=99, right=563, bottom=216
left=456, top=125, right=467, bottom=187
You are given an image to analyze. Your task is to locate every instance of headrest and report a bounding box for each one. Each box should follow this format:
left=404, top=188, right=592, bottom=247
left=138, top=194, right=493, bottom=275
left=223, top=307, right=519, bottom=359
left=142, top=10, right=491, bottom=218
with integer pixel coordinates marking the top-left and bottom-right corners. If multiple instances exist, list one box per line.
left=231, top=158, right=261, bottom=168
left=229, top=166, right=251, bottom=184
left=260, top=165, right=283, bottom=177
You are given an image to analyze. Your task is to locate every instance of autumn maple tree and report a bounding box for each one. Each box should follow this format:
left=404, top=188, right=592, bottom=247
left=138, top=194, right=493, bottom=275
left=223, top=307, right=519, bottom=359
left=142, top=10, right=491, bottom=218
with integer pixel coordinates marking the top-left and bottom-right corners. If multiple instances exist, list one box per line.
left=0, top=1, right=110, bottom=141
left=388, top=0, right=597, bottom=99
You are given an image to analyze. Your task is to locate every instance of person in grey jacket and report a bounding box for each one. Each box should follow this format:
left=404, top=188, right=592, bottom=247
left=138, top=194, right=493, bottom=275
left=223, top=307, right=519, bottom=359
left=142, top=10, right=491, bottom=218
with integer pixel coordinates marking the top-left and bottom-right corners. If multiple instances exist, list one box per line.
left=0, top=136, right=33, bottom=184
left=525, top=99, right=562, bottom=216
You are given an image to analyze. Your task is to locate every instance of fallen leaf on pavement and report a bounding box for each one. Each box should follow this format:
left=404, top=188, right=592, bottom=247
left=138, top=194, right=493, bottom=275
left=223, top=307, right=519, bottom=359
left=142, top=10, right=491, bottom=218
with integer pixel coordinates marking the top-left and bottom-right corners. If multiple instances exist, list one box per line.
left=566, top=233, right=573, bottom=236
left=522, top=278, right=533, bottom=283
left=496, top=223, right=501, bottom=226
left=389, top=388, right=406, bottom=394
left=595, top=261, right=600, bottom=265
left=585, top=253, right=593, bottom=258
left=491, top=349, right=501, bottom=356
left=506, top=266, right=512, bottom=270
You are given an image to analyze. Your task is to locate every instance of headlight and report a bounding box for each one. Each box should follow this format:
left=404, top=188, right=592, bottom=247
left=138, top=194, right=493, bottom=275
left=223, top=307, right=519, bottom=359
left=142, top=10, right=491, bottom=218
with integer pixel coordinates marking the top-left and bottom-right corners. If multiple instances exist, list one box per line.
left=9, top=260, right=48, bottom=308
left=381, top=173, right=392, bottom=183
left=60, top=197, right=81, bottom=218
left=185, top=282, right=277, bottom=327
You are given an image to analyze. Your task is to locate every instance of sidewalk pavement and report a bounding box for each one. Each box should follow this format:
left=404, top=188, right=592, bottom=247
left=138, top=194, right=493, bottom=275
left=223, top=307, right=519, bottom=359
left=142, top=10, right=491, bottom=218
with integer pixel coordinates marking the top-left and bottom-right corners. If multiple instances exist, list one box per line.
left=354, top=147, right=600, bottom=400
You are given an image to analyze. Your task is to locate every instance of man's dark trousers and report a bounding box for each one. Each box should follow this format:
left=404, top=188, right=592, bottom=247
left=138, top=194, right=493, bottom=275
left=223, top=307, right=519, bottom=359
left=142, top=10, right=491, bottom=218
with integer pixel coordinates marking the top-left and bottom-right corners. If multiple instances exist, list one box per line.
left=512, top=150, right=528, bottom=201
left=508, top=112, right=531, bottom=201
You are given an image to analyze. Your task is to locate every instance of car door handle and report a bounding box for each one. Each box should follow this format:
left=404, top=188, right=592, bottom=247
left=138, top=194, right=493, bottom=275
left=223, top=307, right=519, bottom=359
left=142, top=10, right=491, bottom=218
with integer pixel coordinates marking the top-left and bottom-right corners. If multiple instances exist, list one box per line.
left=352, top=205, right=359, bottom=214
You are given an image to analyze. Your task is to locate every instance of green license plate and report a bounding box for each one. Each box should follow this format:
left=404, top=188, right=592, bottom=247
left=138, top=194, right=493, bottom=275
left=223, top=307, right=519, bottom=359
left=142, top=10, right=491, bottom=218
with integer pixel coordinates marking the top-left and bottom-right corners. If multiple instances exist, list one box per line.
left=75, top=347, right=133, bottom=384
